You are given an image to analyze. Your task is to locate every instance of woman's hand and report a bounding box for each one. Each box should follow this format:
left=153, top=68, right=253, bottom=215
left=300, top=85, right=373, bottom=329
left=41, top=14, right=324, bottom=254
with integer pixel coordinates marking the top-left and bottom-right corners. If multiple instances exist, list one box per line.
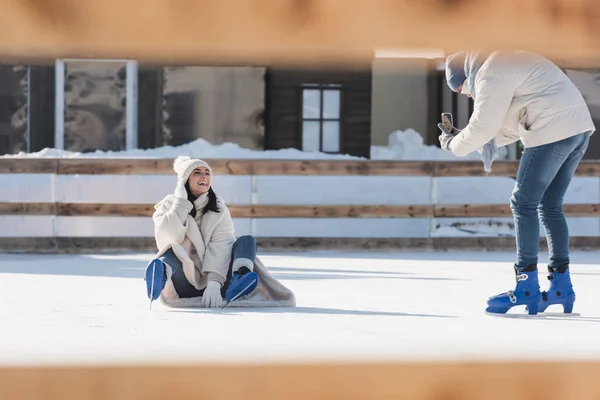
left=174, top=179, right=188, bottom=200
left=202, top=281, right=223, bottom=308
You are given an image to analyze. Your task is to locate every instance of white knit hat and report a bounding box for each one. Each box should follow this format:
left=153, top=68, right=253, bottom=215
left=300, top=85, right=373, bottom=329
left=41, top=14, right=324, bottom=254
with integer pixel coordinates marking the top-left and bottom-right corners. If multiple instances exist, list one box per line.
left=173, top=156, right=212, bottom=183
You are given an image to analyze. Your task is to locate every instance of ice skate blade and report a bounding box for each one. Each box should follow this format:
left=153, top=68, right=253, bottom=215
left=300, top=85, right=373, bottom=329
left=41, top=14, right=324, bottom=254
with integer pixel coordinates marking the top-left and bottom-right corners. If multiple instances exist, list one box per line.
left=485, top=311, right=581, bottom=319
left=538, top=312, right=581, bottom=317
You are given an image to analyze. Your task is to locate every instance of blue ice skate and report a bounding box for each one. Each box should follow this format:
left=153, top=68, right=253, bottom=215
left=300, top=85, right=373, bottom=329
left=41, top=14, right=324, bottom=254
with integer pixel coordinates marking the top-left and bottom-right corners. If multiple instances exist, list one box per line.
left=539, top=264, right=576, bottom=314
left=145, top=258, right=167, bottom=303
left=486, top=265, right=542, bottom=315
left=225, top=270, right=259, bottom=304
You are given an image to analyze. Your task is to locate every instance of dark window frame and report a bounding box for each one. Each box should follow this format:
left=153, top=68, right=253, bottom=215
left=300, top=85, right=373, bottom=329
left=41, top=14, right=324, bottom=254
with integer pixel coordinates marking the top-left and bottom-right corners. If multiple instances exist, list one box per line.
left=299, top=83, right=343, bottom=154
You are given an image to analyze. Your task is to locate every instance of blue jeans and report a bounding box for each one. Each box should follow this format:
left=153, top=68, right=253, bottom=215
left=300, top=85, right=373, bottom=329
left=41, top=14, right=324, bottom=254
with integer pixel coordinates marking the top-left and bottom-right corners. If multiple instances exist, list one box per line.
left=159, top=235, right=257, bottom=298
left=511, top=131, right=591, bottom=270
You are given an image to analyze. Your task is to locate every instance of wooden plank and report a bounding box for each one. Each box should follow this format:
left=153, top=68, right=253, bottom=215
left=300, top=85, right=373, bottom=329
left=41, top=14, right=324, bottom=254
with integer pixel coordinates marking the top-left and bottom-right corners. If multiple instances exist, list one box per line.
left=3, top=361, right=600, bottom=400
left=2, top=236, right=600, bottom=253
left=256, top=237, right=434, bottom=251
left=0, top=203, right=433, bottom=218
left=2, top=159, right=600, bottom=176
left=0, top=158, right=57, bottom=174
left=57, top=159, right=174, bottom=175
left=435, top=160, right=600, bottom=177
left=434, top=161, right=520, bottom=177
left=435, top=204, right=600, bottom=217
left=229, top=205, right=433, bottom=218
left=57, top=203, right=156, bottom=217
left=0, top=202, right=54, bottom=215
left=0, top=237, right=57, bottom=252
left=1, top=203, right=598, bottom=218
left=1, top=0, right=600, bottom=65
left=56, top=159, right=434, bottom=176
left=55, top=237, right=158, bottom=254
left=435, top=204, right=513, bottom=218
left=575, top=160, right=600, bottom=177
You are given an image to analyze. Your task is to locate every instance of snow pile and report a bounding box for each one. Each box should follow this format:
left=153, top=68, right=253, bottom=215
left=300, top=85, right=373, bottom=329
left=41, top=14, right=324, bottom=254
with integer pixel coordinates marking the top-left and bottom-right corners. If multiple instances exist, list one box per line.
left=3, top=129, right=505, bottom=161
left=372, top=129, right=485, bottom=160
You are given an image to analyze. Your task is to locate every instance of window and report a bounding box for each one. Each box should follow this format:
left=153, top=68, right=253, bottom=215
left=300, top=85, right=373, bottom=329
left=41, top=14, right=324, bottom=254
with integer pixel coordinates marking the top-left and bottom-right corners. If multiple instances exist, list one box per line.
left=301, top=84, right=341, bottom=153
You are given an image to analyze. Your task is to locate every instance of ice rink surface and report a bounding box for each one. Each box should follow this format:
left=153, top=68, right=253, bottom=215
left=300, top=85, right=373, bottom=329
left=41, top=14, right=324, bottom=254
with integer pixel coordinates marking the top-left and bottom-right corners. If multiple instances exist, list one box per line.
left=1, top=250, right=600, bottom=366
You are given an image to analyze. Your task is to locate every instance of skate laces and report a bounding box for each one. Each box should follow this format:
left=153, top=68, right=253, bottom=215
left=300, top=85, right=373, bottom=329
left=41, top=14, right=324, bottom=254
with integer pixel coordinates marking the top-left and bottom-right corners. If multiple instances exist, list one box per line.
left=507, top=273, right=529, bottom=304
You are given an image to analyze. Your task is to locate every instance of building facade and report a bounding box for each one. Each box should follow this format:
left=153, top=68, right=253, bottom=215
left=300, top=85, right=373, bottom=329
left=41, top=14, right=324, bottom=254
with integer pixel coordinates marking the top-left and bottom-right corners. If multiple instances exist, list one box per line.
left=0, top=58, right=598, bottom=159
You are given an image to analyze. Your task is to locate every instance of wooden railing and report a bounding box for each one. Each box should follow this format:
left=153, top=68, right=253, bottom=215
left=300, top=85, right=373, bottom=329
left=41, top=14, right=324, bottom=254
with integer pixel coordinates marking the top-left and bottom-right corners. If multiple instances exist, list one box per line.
left=1, top=202, right=599, bottom=218
left=2, top=158, right=600, bottom=176
left=1, top=158, right=599, bottom=252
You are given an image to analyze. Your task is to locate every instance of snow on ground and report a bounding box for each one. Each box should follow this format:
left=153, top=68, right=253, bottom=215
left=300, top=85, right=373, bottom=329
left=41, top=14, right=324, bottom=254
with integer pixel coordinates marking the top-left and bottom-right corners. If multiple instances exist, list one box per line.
left=1, top=250, right=600, bottom=367
left=3, top=129, right=501, bottom=161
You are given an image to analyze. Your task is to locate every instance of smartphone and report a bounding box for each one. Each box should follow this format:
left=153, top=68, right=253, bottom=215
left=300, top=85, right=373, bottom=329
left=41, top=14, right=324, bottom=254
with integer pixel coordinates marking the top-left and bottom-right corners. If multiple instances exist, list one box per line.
left=441, top=113, right=453, bottom=132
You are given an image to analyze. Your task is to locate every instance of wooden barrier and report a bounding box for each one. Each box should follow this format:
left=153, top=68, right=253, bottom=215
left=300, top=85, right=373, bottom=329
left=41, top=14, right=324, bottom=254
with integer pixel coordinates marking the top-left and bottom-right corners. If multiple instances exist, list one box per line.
left=3, top=235, right=600, bottom=253
left=2, top=361, right=600, bottom=400
left=2, top=158, right=600, bottom=176
left=0, top=158, right=599, bottom=252
left=2, top=202, right=600, bottom=218
left=1, top=0, right=600, bottom=66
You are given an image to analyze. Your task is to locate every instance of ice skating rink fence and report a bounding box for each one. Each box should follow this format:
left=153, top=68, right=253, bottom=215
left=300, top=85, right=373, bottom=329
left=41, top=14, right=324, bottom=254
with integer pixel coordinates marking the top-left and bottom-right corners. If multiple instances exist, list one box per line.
left=3, top=0, right=600, bottom=398
left=0, top=158, right=599, bottom=252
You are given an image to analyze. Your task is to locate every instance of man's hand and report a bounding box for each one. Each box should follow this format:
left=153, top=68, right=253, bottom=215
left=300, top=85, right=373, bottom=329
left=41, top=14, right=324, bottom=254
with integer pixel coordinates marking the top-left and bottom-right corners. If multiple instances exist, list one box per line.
left=438, top=123, right=456, bottom=151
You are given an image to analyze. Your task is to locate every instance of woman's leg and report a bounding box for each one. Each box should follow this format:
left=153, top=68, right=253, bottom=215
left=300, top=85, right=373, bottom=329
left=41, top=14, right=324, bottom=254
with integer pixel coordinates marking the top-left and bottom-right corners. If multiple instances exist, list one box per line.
left=145, top=248, right=204, bottom=300
left=231, top=235, right=257, bottom=273
left=160, top=248, right=205, bottom=298
left=223, top=235, right=259, bottom=302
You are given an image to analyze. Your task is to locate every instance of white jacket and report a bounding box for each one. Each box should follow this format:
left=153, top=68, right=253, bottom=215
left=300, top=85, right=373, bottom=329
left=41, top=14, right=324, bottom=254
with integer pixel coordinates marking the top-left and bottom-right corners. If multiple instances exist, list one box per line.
left=450, top=51, right=596, bottom=157
left=153, top=193, right=235, bottom=290
left=151, top=192, right=297, bottom=308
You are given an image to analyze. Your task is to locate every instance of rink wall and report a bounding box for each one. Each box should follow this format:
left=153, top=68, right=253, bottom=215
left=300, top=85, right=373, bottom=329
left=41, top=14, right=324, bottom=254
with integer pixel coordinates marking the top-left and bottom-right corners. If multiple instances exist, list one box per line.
left=0, top=158, right=599, bottom=252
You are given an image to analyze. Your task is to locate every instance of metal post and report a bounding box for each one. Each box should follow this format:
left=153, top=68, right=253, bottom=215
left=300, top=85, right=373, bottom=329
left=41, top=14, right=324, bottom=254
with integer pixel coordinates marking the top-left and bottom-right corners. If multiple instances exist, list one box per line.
left=26, top=66, right=31, bottom=152
left=250, top=175, right=258, bottom=237
left=429, top=176, right=438, bottom=237
left=125, top=60, right=138, bottom=150
left=54, top=60, right=65, bottom=150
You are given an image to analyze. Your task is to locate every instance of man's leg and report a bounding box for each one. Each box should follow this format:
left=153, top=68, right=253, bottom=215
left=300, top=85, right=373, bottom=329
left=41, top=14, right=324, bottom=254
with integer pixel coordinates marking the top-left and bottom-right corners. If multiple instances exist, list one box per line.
left=538, top=132, right=590, bottom=268
left=537, top=132, right=590, bottom=313
left=487, top=135, right=577, bottom=315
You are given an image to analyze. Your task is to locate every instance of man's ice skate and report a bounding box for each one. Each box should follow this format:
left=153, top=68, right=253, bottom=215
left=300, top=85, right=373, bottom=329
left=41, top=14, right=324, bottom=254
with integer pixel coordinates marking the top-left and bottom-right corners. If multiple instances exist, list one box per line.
left=538, top=264, right=577, bottom=315
left=485, top=265, right=542, bottom=316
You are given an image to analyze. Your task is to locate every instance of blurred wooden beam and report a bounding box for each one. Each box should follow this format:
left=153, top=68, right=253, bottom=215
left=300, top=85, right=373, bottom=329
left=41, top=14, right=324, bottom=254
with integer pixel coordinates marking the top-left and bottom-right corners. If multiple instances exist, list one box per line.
left=0, top=0, right=600, bottom=65
left=3, top=361, right=600, bottom=400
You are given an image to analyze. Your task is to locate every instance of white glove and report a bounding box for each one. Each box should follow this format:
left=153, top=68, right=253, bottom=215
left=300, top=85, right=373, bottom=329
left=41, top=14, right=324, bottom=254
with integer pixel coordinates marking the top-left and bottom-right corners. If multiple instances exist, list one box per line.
left=202, top=281, right=223, bottom=308
left=174, top=179, right=188, bottom=200
left=437, top=123, right=456, bottom=151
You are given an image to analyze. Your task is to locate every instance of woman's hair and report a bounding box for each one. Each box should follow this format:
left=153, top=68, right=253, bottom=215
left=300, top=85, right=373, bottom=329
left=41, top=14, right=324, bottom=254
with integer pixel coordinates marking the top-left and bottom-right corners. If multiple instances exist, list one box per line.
left=185, top=183, right=220, bottom=218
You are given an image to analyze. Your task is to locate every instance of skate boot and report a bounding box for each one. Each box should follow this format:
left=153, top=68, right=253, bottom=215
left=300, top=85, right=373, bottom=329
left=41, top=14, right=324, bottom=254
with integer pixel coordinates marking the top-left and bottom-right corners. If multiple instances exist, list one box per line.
left=539, top=263, right=575, bottom=314
left=225, top=267, right=259, bottom=304
left=486, top=265, right=542, bottom=315
left=145, top=258, right=168, bottom=302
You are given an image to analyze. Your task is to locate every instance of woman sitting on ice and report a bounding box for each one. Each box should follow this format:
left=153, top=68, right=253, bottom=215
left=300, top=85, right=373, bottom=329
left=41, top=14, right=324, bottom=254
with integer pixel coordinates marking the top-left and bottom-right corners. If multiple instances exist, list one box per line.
left=144, top=156, right=295, bottom=308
